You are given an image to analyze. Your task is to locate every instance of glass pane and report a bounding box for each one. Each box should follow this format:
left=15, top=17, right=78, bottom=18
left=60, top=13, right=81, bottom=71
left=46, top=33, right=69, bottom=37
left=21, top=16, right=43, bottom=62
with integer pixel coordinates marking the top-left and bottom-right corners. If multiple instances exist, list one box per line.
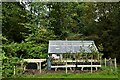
left=48, top=40, right=97, bottom=54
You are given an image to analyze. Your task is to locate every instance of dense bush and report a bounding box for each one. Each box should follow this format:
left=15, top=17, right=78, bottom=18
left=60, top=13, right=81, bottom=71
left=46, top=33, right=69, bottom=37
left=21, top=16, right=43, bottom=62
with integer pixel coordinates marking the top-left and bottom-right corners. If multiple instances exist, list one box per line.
left=2, top=55, right=22, bottom=77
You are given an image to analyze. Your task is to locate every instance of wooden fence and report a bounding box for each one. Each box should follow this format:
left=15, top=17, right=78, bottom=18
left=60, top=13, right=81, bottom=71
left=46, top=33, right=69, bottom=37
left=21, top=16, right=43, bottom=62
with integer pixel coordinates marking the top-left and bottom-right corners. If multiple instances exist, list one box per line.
left=103, top=58, right=117, bottom=71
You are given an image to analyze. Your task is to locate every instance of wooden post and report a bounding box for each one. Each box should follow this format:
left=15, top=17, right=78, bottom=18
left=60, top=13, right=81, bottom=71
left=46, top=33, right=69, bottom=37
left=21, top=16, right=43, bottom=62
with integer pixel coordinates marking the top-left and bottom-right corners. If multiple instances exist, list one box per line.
left=100, top=56, right=102, bottom=66
left=66, top=59, right=67, bottom=74
left=13, top=66, right=15, bottom=75
left=114, top=58, right=117, bottom=71
left=23, top=65, right=26, bottom=71
left=98, top=54, right=99, bottom=60
left=21, top=62, right=25, bottom=73
left=105, top=58, right=106, bottom=68
left=37, top=63, right=39, bottom=70
left=91, top=56, right=92, bottom=73
left=60, top=54, right=63, bottom=61
left=109, top=58, right=111, bottom=69
left=39, top=62, right=41, bottom=73
left=21, top=62, right=23, bottom=72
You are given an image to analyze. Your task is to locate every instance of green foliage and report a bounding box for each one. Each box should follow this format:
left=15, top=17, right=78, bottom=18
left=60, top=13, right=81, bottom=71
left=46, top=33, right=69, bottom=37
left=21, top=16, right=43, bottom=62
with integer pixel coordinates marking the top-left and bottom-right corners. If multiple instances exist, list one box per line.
left=25, top=27, right=56, bottom=43
left=95, top=3, right=120, bottom=59
left=2, top=2, right=120, bottom=78
left=3, top=28, right=54, bottom=58
left=2, top=56, right=22, bottom=77
left=48, top=2, right=85, bottom=39
left=2, top=2, right=30, bottom=43
left=79, top=2, right=120, bottom=62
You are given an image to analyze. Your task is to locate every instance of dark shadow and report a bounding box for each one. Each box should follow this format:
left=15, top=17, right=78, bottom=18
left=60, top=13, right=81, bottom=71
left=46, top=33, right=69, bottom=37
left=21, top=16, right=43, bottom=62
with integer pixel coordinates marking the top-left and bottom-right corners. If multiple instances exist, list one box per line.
left=26, top=63, right=37, bottom=69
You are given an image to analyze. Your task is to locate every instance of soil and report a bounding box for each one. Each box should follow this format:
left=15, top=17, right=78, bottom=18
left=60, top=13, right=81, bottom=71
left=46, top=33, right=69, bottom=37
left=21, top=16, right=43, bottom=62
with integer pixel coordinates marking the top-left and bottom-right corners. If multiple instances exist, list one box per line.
left=23, top=69, right=101, bottom=75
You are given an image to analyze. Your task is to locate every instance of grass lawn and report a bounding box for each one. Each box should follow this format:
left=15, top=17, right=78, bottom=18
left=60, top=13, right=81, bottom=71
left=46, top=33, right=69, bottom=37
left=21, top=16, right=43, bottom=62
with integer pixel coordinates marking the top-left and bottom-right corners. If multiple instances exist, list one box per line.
left=14, top=68, right=119, bottom=79
left=13, top=65, right=120, bottom=79
left=17, top=72, right=118, bottom=78
left=2, top=66, right=120, bottom=80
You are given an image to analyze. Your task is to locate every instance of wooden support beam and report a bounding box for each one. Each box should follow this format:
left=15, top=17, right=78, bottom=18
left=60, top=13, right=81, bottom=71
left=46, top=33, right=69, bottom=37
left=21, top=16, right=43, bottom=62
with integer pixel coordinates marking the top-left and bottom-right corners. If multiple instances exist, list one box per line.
left=51, top=65, right=101, bottom=68
left=13, top=66, right=15, bottom=75
left=105, top=58, right=106, bottom=68
left=37, top=63, right=39, bottom=70
left=70, top=67, right=73, bottom=72
left=23, top=65, right=26, bottom=71
left=109, top=58, right=111, bottom=68
left=95, top=67, right=98, bottom=71
left=39, top=62, right=41, bottom=73
left=60, top=54, right=63, bottom=61
left=98, top=54, right=99, bottom=60
left=91, top=56, right=93, bottom=73
left=65, top=59, right=67, bottom=74
left=81, top=67, right=83, bottom=71
left=100, top=57, right=102, bottom=66
left=21, top=62, right=24, bottom=73
left=55, top=68, right=57, bottom=71
left=114, top=58, right=117, bottom=71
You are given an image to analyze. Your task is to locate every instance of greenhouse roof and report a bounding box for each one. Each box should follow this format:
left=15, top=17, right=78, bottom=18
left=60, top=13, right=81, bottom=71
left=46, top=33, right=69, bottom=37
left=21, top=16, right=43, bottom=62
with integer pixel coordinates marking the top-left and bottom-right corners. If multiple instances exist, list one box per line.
left=48, top=40, right=98, bottom=54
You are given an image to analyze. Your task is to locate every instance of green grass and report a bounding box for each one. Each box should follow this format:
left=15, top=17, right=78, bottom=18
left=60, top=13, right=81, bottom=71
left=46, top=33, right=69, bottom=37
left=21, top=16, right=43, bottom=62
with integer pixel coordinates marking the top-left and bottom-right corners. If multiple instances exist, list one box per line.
left=17, top=72, right=118, bottom=78
left=13, top=65, right=120, bottom=79
left=3, top=65, right=120, bottom=80
left=13, top=69, right=119, bottom=78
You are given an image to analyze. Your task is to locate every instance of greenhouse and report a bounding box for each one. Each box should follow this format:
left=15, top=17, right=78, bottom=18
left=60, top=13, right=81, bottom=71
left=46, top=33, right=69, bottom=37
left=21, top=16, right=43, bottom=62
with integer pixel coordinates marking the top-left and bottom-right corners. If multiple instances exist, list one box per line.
left=47, top=40, right=102, bottom=73
left=48, top=40, right=98, bottom=54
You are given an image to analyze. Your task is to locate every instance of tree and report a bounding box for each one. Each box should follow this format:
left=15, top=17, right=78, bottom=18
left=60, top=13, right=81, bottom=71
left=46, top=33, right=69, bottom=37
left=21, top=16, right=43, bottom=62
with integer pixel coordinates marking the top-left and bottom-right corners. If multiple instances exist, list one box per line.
left=80, top=2, right=120, bottom=62
left=48, top=2, right=85, bottom=39
left=2, top=2, right=30, bottom=43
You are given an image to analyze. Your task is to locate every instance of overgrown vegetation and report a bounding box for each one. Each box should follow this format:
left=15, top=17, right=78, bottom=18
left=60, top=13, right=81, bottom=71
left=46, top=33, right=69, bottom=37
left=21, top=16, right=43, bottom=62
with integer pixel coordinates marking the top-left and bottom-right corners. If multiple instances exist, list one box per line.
left=1, top=2, right=120, bottom=78
left=11, top=69, right=119, bottom=78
